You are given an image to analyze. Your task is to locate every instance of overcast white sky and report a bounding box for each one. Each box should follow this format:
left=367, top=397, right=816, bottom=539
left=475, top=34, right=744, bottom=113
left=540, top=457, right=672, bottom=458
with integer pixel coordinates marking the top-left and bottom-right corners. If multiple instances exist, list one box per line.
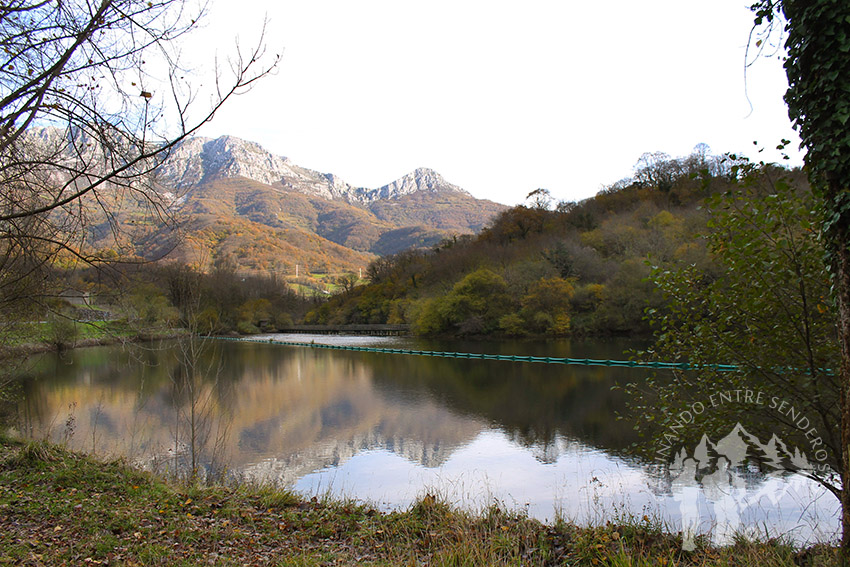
left=184, top=0, right=800, bottom=206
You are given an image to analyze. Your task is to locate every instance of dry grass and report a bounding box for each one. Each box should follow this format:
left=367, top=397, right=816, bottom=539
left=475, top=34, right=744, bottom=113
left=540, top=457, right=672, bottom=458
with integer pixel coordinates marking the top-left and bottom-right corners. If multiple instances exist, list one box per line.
left=0, top=436, right=840, bottom=566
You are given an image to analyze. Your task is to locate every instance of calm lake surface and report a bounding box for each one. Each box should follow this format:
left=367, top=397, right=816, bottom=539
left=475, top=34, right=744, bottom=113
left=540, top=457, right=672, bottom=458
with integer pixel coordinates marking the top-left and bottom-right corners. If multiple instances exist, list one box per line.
left=11, top=334, right=839, bottom=545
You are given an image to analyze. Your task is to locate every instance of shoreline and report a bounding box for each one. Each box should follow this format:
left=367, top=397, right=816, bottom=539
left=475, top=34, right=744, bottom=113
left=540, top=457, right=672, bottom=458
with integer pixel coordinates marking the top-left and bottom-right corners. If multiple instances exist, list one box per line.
left=0, top=437, right=838, bottom=566
left=0, top=330, right=189, bottom=360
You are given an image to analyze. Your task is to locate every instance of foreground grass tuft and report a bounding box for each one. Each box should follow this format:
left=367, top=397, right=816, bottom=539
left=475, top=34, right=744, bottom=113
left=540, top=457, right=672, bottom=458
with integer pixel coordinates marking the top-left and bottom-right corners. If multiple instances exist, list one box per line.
left=0, top=438, right=840, bottom=565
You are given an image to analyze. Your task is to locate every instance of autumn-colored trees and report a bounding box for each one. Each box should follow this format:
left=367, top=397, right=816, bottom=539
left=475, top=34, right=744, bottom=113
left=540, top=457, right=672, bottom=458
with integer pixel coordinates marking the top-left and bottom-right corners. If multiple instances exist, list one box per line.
left=305, top=146, right=754, bottom=338
left=416, top=268, right=514, bottom=335
left=517, top=277, right=574, bottom=335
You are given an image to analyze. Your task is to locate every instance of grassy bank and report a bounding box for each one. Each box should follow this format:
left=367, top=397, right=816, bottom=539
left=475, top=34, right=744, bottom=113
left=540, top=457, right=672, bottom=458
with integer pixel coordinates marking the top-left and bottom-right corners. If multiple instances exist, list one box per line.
left=0, top=438, right=838, bottom=566
left=0, top=320, right=185, bottom=359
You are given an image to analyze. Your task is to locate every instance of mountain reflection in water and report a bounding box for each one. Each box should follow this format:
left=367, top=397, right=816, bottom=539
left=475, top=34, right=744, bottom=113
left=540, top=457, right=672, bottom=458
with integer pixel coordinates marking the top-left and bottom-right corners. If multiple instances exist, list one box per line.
left=12, top=334, right=839, bottom=545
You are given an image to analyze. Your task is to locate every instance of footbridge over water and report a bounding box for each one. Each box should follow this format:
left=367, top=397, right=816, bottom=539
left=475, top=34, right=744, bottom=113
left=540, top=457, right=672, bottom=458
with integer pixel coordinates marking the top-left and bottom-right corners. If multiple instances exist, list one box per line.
left=275, top=324, right=411, bottom=336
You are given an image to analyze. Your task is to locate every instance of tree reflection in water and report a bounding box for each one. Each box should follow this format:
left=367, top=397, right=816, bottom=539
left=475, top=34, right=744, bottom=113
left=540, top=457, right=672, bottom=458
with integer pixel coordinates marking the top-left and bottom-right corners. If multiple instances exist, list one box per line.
left=11, top=336, right=838, bottom=543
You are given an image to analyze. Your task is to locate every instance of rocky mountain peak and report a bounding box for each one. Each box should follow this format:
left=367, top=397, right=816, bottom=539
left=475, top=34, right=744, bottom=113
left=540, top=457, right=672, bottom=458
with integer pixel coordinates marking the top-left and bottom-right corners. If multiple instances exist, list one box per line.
left=347, top=166, right=468, bottom=204
left=154, top=135, right=470, bottom=204
left=400, top=167, right=462, bottom=193
left=154, top=135, right=300, bottom=190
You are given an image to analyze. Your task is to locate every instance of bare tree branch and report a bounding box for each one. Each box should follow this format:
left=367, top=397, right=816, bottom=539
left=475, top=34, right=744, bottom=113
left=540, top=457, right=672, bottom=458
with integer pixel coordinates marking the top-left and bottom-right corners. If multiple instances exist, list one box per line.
left=0, top=0, right=279, bottom=320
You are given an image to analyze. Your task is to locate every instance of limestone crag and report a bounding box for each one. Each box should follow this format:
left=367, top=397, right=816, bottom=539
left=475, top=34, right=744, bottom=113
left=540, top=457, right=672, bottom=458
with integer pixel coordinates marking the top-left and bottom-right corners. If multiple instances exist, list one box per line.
left=156, top=135, right=469, bottom=204
left=22, top=127, right=481, bottom=207
left=348, top=168, right=465, bottom=203
left=154, top=136, right=348, bottom=200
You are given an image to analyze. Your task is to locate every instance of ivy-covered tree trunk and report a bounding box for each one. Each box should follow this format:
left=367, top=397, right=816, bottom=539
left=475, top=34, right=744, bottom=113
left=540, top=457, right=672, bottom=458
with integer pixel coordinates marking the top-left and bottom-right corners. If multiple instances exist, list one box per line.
left=757, top=0, right=850, bottom=554
left=828, top=179, right=850, bottom=553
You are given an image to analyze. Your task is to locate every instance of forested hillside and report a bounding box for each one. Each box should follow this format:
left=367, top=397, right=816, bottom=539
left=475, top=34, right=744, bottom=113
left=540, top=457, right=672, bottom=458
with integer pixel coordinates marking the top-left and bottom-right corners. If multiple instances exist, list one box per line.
left=41, top=148, right=810, bottom=340
left=305, top=149, right=809, bottom=337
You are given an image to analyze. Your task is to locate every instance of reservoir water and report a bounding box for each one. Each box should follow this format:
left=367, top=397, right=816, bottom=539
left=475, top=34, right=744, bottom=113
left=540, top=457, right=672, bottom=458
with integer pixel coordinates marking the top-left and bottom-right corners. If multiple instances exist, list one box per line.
left=10, top=334, right=839, bottom=546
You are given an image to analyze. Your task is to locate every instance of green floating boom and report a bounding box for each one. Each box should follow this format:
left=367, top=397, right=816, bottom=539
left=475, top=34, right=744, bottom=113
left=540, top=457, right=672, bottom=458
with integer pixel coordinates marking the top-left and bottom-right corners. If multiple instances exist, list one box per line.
left=215, top=336, right=741, bottom=372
